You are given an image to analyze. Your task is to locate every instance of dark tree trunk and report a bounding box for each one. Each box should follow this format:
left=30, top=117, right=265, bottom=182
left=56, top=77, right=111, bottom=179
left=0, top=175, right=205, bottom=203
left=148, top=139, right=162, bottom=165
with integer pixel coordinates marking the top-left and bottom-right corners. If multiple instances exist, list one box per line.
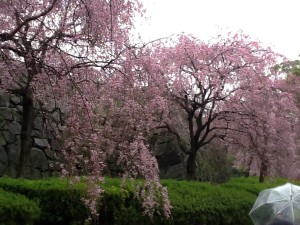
left=259, top=160, right=267, bottom=183
left=245, top=156, right=253, bottom=178
left=245, top=167, right=250, bottom=178
left=16, top=90, right=34, bottom=178
left=187, top=151, right=197, bottom=180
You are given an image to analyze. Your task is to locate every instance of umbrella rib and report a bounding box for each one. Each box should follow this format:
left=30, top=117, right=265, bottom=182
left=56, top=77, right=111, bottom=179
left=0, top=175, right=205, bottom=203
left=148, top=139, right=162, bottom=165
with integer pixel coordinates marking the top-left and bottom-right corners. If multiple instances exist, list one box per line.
left=275, top=202, right=294, bottom=222
left=276, top=202, right=289, bottom=215
left=249, top=200, right=288, bottom=214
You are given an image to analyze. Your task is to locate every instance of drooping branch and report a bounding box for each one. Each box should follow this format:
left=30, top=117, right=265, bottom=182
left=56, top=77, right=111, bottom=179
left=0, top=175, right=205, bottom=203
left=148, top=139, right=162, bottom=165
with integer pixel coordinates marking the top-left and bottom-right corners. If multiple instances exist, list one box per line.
left=0, top=0, right=58, bottom=41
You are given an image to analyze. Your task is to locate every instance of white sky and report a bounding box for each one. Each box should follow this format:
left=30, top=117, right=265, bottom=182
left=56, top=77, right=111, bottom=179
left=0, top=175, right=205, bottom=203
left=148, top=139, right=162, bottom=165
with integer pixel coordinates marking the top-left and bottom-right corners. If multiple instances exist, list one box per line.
left=135, top=0, right=300, bottom=60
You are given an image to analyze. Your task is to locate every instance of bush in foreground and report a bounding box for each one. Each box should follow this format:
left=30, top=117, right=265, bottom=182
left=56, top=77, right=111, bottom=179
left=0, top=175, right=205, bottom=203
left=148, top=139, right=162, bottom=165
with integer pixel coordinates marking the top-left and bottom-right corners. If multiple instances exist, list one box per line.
left=0, top=187, right=40, bottom=225
left=0, top=176, right=295, bottom=225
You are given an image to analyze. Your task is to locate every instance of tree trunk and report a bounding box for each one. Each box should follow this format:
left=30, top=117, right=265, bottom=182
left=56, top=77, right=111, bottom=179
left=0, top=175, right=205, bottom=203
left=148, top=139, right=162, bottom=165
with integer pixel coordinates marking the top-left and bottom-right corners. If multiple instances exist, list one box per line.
left=259, top=160, right=267, bottom=183
left=245, top=167, right=250, bottom=178
left=187, top=151, right=197, bottom=180
left=245, top=156, right=253, bottom=178
left=16, top=90, right=34, bottom=178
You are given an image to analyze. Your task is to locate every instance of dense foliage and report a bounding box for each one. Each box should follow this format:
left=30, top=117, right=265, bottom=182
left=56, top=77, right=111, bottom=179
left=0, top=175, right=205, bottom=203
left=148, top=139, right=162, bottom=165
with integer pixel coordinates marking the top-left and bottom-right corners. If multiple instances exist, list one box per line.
left=0, top=176, right=295, bottom=225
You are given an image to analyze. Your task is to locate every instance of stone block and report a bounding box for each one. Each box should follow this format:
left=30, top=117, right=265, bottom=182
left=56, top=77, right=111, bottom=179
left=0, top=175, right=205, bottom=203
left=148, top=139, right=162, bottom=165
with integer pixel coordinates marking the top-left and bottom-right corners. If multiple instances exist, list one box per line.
left=32, top=129, right=43, bottom=138
left=0, top=92, right=10, bottom=107
left=3, top=165, right=17, bottom=178
left=44, top=148, right=55, bottom=159
left=164, top=163, right=187, bottom=180
left=30, top=148, right=48, bottom=171
left=10, top=95, right=21, bottom=105
left=0, top=107, right=13, bottom=120
left=0, top=146, right=8, bottom=176
left=46, top=130, right=55, bottom=140
left=0, top=120, right=6, bottom=129
left=16, top=105, right=23, bottom=112
left=12, top=109, right=22, bottom=122
left=0, top=146, right=8, bottom=164
left=0, top=163, right=7, bottom=176
left=30, top=168, right=42, bottom=179
left=7, top=121, right=22, bottom=135
left=7, top=144, right=20, bottom=164
left=3, top=131, right=15, bottom=144
left=0, top=134, right=6, bottom=146
left=51, top=139, right=63, bottom=151
left=52, top=111, right=62, bottom=123
left=15, top=135, right=21, bottom=146
left=34, top=138, right=49, bottom=149
left=33, top=117, right=44, bottom=130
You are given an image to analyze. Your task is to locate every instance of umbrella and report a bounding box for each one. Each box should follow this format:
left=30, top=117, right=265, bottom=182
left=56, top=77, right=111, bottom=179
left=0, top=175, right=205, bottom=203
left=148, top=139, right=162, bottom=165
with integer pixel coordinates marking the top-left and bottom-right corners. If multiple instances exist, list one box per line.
left=249, top=183, right=300, bottom=225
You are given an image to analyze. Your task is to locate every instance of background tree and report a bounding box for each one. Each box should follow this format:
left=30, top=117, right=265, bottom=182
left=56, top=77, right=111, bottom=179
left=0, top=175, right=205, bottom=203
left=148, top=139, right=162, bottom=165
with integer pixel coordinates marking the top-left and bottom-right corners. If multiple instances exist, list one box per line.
left=275, top=58, right=300, bottom=108
left=196, top=139, right=233, bottom=183
left=142, top=33, right=280, bottom=180
left=275, top=58, right=300, bottom=76
left=225, top=76, right=299, bottom=182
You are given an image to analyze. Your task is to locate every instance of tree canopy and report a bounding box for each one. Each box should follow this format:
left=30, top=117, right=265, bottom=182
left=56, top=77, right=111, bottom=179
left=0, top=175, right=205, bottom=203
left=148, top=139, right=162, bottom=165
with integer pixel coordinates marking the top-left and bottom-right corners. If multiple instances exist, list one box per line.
left=131, top=33, right=299, bottom=180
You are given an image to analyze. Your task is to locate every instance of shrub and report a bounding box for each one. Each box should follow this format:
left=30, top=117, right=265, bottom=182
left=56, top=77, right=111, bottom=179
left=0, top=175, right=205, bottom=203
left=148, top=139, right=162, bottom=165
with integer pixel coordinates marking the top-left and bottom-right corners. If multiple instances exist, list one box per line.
left=0, top=187, right=40, bottom=225
left=0, top=176, right=294, bottom=225
left=0, top=177, right=150, bottom=225
left=0, top=177, right=88, bottom=225
left=161, top=177, right=296, bottom=225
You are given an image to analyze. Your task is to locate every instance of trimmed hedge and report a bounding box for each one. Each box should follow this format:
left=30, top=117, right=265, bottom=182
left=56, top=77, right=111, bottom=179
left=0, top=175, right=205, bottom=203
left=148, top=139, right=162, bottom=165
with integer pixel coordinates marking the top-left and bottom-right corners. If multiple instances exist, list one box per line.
left=0, top=177, right=145, bottom=225
left=160, top=179, right=255, bottom=225
left=0, top=177, right=89, bottom=225
left=0, top=176, right=296, bottom=225
left=0, top=187, right=40, bottom=225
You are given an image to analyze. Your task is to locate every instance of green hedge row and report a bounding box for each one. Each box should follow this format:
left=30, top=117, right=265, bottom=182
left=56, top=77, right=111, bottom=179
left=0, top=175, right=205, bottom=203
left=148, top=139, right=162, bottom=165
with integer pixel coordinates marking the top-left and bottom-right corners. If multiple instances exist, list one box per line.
left=0, top=187, right=40, bottom=225
left=0, top=176, right=294, bottom=225
left=0, top=177, right=88, bottom=225
left=162, top=179, right=254, bottom=225
left=0, top=177, right=146, bottom=225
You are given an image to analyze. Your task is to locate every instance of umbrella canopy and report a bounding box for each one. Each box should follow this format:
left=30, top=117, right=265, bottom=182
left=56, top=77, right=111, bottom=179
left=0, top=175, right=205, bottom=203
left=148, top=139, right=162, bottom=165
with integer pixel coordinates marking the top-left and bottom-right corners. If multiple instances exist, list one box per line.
left=249, top=183, right=300, bottom=225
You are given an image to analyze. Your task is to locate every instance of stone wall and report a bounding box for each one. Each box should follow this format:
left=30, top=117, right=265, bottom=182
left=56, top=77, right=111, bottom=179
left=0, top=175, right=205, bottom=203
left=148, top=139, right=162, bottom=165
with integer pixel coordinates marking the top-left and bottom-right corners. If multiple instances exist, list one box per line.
left=0, top=89, right=190, bottom=180
left=0, top=91, right=61, bottom=179
left=0, top=85, right=187, bottom=179
left=151, top=132, right=187, bottom=179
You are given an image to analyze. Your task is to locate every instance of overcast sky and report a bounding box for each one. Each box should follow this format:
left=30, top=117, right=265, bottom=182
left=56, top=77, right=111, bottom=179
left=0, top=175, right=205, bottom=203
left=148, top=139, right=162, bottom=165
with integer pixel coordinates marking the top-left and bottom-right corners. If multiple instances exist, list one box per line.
left=135, top=0, right=300, bottom=60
